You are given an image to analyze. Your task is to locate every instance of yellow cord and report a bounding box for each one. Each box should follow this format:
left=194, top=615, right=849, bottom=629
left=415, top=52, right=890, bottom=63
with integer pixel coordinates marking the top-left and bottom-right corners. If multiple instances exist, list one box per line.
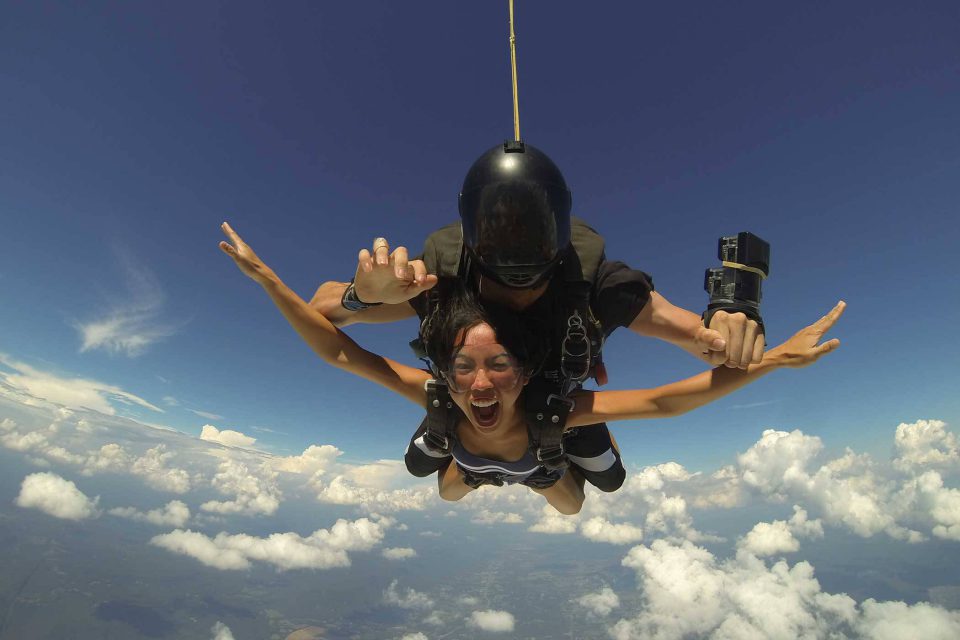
left=509, top=0, right=520, bottom=141
left=722, top=261, right=768, bottom=279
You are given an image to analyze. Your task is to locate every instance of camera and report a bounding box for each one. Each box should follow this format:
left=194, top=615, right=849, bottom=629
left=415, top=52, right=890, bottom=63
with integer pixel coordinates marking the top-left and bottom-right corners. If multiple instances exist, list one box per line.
left=703, top=232, right=770, bottom=331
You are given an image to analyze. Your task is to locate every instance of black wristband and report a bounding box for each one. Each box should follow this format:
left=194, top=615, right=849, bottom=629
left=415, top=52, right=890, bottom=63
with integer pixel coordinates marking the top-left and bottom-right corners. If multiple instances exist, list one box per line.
left=341, top=282, right=382, bottom=312
left=702, top=304, right=765, bottom=335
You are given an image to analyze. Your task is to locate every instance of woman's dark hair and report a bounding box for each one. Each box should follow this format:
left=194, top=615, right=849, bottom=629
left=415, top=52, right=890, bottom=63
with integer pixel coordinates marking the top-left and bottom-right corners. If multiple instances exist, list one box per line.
left=420, top=277, right=549, bottom=378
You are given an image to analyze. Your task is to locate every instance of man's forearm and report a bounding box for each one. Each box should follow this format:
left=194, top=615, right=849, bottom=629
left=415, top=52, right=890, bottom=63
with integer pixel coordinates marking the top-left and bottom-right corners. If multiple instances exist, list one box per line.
left=308, top=281, right=416, bottom=327
left=629, top=292, right=712, bottom=362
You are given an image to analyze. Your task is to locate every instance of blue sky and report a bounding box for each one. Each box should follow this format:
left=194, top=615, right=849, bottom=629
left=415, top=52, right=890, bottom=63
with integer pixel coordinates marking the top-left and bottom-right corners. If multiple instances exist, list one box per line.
left=2, top=2, right=960, bottom=639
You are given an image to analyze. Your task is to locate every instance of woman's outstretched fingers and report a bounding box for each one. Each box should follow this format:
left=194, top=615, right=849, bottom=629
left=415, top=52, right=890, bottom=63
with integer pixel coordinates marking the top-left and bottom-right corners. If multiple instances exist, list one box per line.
left=221, top=221, right=240, bottom=243
left=817, top=301, right=846, bottom=333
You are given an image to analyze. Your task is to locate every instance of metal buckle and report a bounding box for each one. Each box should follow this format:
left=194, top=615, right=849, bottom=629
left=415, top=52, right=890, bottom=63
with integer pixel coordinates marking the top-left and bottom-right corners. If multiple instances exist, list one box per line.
left=536, top=444, right=565, bottom=463
left=423, top=431, right=449, bottom=453
left=545, top=393, right=576, bottom=413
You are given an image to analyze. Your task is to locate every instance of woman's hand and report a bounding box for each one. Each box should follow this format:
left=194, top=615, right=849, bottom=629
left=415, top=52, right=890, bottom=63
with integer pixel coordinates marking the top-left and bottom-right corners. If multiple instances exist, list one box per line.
left=219, top=222, right=278, bottom=286
left=767, top=301, right=846, bottom=368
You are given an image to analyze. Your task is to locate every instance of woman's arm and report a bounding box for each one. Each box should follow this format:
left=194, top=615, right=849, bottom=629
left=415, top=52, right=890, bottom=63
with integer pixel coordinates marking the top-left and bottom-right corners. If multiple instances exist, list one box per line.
left=219, top=222, right=430, bottom=406
left=569, top=301, right=845, bottom=427
left=437, top=460, right=475, bottom=502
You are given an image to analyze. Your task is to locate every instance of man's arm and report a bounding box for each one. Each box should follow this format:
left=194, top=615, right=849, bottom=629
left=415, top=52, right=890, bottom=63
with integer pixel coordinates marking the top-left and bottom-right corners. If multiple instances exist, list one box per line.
left=309, top=281, right=418, bottom=327
left=629, top=291, right=764, bottom=368
left=308, top=236, right=437, bottom=327
left=573, top=301, right=844, bottom=426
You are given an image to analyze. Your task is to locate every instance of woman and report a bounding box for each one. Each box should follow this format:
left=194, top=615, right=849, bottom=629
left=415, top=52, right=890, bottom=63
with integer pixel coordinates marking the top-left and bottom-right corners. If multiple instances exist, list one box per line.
left=219, top=222, right=845, bottom=515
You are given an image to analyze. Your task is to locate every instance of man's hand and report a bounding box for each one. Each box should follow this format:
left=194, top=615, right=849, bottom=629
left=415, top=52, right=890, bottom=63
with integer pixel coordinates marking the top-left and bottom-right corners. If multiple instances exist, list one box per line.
left=353, top=237, right=438, bottom=305
left=697, top=310, right=765, bottom=369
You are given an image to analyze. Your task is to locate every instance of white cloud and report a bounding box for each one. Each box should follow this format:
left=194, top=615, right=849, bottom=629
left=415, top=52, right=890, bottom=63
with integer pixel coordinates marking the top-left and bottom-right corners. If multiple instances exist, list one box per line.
left=201, top=459, right=281, bottom=516
left=151, top=516, right=392, bottom=571
left=470, top=509, right=523, bottom=525
left=108, top=500, right=190, bottom=527
left=384, top=580, right=434, bottom=610
left=210, top=621, right=235, bottom=640
left=739, top=519, right=799, bottom=556
left=529, top=505, right=579, bottom=534
left=75, top=254, right=176, bottom=357
left=587, top=463, right=717, bottom=544
left=467, top=610, right=515, bottom=633
left=576, top=586, right=620, bottom=617
left=315, top=475, right=432, bottom=513
left=130, top=445, right=192, bottom=494
left=200, top=425, right=256, bottom=448
left=423, top=611, right=445, bottom=625
left=738, top=429, right=823, bottom=499
left=382, top=547, right=417, bottom=560
left=342, top=459, right=410, bottom=487
left=190, top=409, right=224, bottom=420
left=0, top=354, right=162, bottom=415
left=150, top=530, right=250, bottom=570
left=856, top=599, right=960, bottom=640
left=734, top=430, right=912, bottom=539
left=399, top=634, right=428, bottom=640
left=737, top=506, right=823, bottom=557
left=81, top=443, right=132, bottom=475
left=273, top=444, right=342, bottom=475
left=610, top=538, right=960, bottom=640
left=893, top=419, right=959, bottom=471
left=580, top=517, right=644, bottom=545
left=898, top=471, right=960, bottom=541
left=16, top=472, right=99, bottom=520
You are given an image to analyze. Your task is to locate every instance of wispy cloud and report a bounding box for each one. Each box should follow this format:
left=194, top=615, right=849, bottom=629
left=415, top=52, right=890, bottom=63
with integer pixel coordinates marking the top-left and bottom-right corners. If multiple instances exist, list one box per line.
left=74, top=249, right=178, bottom=357
left=728, top=399, right=782, bottom=410
left=0, top=353, right=162, bottom=415
left=162, top=396, right=223, bottom=420
left=189, top=409, right=224, bottom=420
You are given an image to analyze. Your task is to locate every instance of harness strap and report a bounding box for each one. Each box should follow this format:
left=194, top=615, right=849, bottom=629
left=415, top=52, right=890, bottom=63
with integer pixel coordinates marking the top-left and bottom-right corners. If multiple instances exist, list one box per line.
left=422, top=379, right=458, bottom=454
left=523, top=379, right=572, bottom=471
left=523, top=250, right=606, bottom=469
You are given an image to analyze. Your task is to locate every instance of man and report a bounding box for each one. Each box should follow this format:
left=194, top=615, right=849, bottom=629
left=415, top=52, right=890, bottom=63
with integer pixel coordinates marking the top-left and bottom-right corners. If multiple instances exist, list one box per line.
left=309, top=141, right=764, bottom=494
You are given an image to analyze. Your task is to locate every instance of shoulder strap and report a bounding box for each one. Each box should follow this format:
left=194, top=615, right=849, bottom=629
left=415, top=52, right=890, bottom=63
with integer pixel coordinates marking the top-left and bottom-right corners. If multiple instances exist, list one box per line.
left=422, top=379, right=459, bottom=454
left=523, top=220, right=608, bottom=468
left=421, top=222, right=464, bottom=278
left=569, top=216, right=605, bottom=283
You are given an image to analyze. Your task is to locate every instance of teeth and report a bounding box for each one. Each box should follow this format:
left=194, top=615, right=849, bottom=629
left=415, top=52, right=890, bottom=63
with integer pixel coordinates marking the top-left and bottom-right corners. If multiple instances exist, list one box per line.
left=471, top=398, right=499, bottom=408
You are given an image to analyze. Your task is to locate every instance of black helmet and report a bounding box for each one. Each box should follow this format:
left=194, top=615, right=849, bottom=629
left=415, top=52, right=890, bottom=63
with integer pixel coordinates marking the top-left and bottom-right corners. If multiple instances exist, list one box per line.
left=459, top=141, right=572, bottom=288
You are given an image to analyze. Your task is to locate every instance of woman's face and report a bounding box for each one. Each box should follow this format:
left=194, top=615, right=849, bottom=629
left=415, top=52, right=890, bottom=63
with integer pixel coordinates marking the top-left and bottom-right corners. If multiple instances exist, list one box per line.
left=446, top=322, right=527, bottom=435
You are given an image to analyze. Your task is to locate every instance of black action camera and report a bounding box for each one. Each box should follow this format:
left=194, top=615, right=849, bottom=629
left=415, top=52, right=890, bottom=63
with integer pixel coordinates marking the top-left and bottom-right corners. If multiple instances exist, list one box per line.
left=703, top=232, right=770, bottom=331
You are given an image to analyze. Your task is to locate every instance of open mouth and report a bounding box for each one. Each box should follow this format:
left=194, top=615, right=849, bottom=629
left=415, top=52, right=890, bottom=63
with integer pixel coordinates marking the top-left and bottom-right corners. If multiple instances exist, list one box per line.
left=470, top=397, right=500, bottom=428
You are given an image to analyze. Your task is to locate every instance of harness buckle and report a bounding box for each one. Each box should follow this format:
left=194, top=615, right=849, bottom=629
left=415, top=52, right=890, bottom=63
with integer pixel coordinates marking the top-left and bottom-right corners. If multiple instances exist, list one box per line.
left=536, top=444, right=566, bottom=464
left=545, top=393, right=576, bottom=413
left=422, top=431, right=450, bottom=453
left=561, top=310, right=591, bottom=382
